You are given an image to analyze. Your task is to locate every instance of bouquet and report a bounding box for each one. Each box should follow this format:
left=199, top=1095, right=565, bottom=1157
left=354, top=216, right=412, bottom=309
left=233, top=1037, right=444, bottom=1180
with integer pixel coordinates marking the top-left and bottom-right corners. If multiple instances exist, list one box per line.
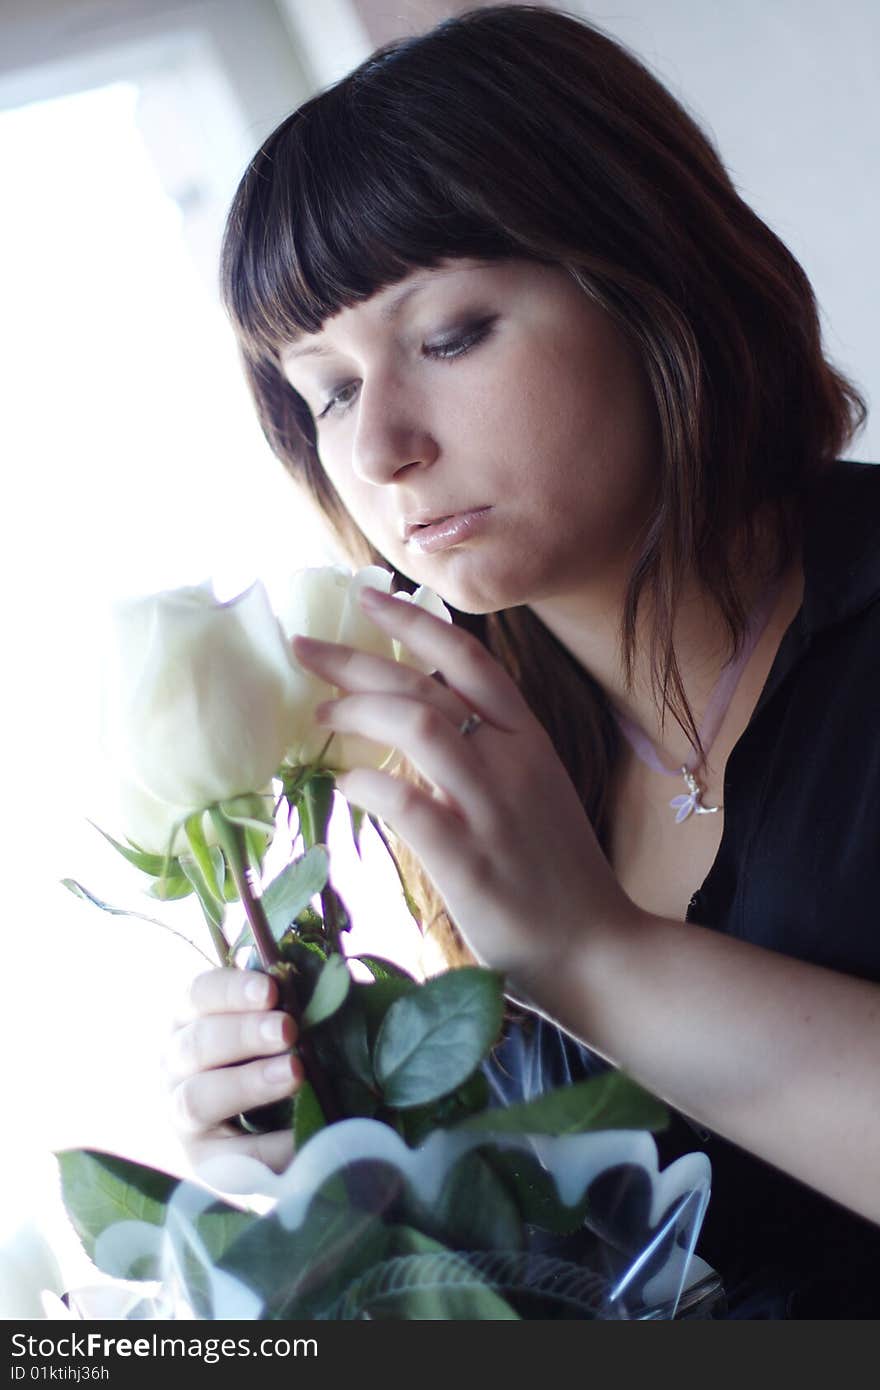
left=58, top=564, right=716, bottom=1320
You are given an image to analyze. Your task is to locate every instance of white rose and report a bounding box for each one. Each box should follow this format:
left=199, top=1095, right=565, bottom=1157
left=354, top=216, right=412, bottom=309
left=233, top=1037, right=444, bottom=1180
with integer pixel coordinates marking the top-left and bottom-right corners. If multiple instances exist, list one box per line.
left=108, top=581, right=301, bottom=824
left=279, top=565, right=452, bottom=772
left=0, top=1220, right=65, bottom=1320
left=114, top=776, right=217, bottom=857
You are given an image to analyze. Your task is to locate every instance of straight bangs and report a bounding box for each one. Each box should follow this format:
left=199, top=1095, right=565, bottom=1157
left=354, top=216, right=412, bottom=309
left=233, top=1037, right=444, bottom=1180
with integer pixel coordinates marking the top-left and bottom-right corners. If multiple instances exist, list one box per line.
left=220, top=64, right=520, bottom=364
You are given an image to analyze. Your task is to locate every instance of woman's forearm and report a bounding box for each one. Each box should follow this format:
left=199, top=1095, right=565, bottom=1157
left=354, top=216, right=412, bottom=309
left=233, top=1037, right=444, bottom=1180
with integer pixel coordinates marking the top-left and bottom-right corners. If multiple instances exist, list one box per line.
left=528, top=911, right=880, bottom=1226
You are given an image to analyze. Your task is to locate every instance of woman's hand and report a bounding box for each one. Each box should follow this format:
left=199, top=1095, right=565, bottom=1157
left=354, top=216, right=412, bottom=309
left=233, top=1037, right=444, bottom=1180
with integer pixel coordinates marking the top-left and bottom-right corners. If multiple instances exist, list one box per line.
left=162, top=967, right=303, bottom=1174
left=292, top=585, right=637, bottom=1002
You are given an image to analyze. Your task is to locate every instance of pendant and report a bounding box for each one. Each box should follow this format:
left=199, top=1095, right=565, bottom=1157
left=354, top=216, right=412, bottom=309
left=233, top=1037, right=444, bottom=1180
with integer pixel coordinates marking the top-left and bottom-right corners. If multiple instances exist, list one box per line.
left=669, top=767, right=721, bottom=824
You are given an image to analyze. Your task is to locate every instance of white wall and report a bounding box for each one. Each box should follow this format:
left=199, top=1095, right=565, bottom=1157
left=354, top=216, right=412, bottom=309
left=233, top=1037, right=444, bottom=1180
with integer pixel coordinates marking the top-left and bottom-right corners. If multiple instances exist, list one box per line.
left=0, top=0, right=312, bottom=134
left=564, top=0, right=878, bottom=460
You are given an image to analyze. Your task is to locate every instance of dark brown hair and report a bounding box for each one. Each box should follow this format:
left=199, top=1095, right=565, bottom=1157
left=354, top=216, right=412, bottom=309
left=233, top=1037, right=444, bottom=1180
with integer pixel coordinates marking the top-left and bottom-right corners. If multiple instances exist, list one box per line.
left=220, top=4, right=866, bottom=966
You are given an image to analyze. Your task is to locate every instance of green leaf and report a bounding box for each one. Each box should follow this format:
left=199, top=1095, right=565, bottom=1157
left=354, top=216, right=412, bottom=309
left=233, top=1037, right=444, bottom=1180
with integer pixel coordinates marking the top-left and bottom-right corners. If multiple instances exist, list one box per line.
left=332, top=1075, right=380, bottom=1119
left=351, top=976, right=418, bottom=1051
left=276, top=933, right=328, bottom=979
left=291, top=906, right=326, bottom=942
left=62, top=880, right=159, bottom=921
left=374, top=967, right=504, bottom=1108
left=170, top=1200, right=259, bottom=1319
left=219, top=793, right=276, bottom=837
left=368, top=815, right=422, bottom=924
left=87, top=822, right=177, bottom=877
left=180, top=854, right=224, bottom=929
left=349, top=803, right=365, bottom=859
left=60, top=880, right=213, bottom=964
left=302, top=954, right=351, bottom=1029
left=56, top=1149, right=256, bottom=1292
left=231, top=848, right=329, bottom=953
left=222, top=868, right=240, bottom=903
left=184, top=816, right=226, bottom=906
left=293, top=1080, right=326, bottom=1153
left=244, top=825, right=270, bottom=876
left=188, top=1203, right=256, bottom=1265
left=325, top=884, right=352, bottom=941
left=355, top=955, right=417, bottom=983
left=146, top=875, right=194, bottom=901
left=209, top=846, right=226, bottom=893
left=56, top=1150, right=179, bottom=1273
left=334, top=994, right=375, bottom=1088
left=336, top=1227, right=520, bottom=1320
left=455, top=1071, right=669, bottom=1137
left=399, top=1068, right=490, bottom=1147
left=218, top=1184, right=388, bottom=1319
left=299, top=774, right=335, bottom=850
left=434, top=1150, right=524, bottom=1252
left=481, top=1148, right=593, bottom=1236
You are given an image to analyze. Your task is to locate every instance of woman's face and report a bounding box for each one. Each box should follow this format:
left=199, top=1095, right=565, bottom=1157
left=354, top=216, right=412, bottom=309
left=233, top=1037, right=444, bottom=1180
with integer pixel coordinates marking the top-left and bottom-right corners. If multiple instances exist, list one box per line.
left=281, top=257, right=659, bottom=614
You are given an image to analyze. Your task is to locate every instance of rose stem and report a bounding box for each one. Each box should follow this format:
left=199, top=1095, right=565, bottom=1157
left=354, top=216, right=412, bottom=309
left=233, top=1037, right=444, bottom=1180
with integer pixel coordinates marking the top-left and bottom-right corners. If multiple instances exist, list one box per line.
left=208, top=809, right=341, bottom=1124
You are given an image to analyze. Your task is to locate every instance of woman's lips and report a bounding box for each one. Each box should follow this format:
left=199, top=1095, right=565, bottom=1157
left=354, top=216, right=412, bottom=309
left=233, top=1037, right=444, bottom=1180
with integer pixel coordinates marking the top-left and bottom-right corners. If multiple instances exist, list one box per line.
left=405, top=507, right=492, bottom=554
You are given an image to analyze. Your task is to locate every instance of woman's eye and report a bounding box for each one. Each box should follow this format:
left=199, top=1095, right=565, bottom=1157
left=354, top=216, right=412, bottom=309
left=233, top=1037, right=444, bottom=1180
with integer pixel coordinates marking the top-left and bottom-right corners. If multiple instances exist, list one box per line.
left=423, top=318, right=495, bottom=362
left=318, top=381, right=359, bottom=419
left=316, top=317, right=495, bottom=421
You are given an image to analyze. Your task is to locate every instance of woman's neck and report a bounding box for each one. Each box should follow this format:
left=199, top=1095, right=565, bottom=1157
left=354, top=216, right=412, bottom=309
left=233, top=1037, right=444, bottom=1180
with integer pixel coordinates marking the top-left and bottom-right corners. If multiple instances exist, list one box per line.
left=528, top=548, right=804, bottom=772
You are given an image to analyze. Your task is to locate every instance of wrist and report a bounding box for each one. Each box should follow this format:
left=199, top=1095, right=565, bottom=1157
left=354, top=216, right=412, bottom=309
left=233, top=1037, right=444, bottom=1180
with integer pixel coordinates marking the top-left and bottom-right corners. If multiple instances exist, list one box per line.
left=502, top=897, right=649, bottom=1027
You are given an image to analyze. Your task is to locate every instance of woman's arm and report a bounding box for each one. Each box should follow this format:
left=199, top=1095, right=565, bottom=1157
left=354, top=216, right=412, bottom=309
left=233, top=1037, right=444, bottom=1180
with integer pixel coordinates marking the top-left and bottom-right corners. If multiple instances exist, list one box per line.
left=524, top=909, right=880, bottom=1227
left=291, top=586, right=880, bottom=1226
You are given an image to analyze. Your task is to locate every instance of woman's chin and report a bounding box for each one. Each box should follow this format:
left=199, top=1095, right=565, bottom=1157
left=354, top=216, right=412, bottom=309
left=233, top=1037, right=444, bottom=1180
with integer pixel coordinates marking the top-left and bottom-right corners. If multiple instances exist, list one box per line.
left=392, top=539, right=539, bottom=616
left=425, top=571, right=533, bottom=618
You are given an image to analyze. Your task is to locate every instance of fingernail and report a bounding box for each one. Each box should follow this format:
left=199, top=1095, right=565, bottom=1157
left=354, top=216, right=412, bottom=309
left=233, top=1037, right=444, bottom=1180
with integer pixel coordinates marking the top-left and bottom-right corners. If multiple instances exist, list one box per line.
left=260, top=1015, right=289, bottom=1046
left=244, top=974, right=271, bottom=1006
left=263, top=1055, right=294, bottom=1086
left=358, top=586, right=387, bottom=606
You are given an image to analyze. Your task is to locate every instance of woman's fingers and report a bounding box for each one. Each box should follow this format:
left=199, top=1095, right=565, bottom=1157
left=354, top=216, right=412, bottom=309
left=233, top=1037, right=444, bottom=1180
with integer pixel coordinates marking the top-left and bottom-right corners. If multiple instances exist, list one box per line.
left=173, top=967, right=278, bottom=1027
left=186, top=1127, right=295, bottom=1176
left=351, top=586, right=533, bottom=731
left=164, top=967, right=301, bottom=1162
left=171, top=1051, right=302, bottom=1136
left=165, top=1009, right=297, bottom=1083
left=317, top=692, right=502, bottom=824
left=292, top=633, right=469, bottom=725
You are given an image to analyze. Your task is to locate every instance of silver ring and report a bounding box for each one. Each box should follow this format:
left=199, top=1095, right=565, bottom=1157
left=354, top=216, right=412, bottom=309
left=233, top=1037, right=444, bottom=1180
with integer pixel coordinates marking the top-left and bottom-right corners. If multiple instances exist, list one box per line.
left=458, top=712, right=484, bottom=737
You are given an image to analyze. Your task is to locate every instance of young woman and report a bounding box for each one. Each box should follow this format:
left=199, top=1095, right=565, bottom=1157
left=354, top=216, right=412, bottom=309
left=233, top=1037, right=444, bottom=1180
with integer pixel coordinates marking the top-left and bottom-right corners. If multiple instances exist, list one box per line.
left=162, top=6, right=880, bottom=1317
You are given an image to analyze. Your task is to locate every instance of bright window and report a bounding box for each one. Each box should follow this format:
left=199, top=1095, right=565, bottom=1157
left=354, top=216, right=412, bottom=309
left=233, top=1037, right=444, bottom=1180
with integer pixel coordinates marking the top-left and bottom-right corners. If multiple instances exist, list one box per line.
left=0, top=70, right=420, bottom=1281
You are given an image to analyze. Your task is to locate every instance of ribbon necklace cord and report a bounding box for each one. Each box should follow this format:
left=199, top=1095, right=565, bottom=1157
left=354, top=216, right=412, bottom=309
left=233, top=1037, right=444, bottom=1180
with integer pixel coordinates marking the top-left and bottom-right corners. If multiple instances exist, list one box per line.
left=613, top=576, right=785, bottom=823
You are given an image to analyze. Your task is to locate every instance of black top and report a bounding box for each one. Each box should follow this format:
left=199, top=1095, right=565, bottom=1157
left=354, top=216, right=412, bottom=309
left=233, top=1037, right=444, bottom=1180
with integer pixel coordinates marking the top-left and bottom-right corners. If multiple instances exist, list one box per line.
left=485, top=458, right=880, bottom=1318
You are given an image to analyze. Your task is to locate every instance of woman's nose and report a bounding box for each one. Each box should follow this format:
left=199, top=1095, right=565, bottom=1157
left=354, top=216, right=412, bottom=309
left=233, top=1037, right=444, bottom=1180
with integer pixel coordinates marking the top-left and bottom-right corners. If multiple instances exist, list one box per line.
left=350, top=376, right=439, bottom=485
